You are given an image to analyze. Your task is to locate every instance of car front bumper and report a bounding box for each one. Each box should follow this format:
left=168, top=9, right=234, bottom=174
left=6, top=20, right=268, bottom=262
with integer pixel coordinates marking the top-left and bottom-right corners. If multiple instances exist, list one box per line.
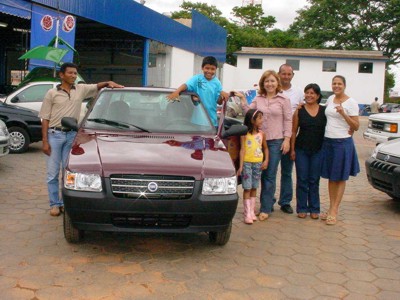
left=365, top=157, right=400, bottom=198
left=62, top=180, right=239, bottom=233
left=363, top=130, right=390, bottom=144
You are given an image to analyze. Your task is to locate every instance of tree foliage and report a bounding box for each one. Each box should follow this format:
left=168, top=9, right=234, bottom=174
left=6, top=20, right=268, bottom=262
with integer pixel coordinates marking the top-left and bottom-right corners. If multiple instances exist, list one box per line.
left=170, top=2, right=280, bottom=64
left=385, top=70, right=395, bottom=100
left=290, top=0, right=400, bottom=65
left=170, top=1, right=224, bottom=22
left=231, top=4, right=275, bottom=31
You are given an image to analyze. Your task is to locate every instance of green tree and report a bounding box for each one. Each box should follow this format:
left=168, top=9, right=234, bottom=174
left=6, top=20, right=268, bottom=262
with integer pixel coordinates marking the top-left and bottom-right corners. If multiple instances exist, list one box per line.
left=384, top=70, right=395, bottom=101
left=231, top=4, right=276, bottom=31
left=290, top=0, right=400, bottom=65
left=170, top=1, right=224, bottom=23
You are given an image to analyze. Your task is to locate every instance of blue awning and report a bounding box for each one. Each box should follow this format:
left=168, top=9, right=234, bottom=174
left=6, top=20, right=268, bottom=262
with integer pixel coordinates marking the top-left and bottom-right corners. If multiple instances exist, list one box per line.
left=0, top=0, right=31, bottom=19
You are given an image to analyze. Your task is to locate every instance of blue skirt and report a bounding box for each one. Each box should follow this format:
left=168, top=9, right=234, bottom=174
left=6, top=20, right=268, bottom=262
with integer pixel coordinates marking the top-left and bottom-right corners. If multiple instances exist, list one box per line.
left=321, top=137, right=360, bottom=181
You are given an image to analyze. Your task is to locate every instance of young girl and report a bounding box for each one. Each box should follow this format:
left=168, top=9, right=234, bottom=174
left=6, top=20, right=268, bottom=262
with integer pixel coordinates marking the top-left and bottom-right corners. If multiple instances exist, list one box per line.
left=237, top=109, right=269, bottom=224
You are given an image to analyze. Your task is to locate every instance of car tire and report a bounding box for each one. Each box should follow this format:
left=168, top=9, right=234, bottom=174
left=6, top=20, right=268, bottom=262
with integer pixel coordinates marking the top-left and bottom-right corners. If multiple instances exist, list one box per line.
left=64, top=210, right=84, bottom=243
left=8, top=126, right=30, bottom=153
left=209, top=221, right=232, bottom=246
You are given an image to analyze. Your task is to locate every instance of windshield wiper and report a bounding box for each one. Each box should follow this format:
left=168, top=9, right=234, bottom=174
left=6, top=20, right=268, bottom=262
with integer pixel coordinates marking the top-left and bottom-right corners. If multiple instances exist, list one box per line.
left=87, top=118, right=150, bottom=132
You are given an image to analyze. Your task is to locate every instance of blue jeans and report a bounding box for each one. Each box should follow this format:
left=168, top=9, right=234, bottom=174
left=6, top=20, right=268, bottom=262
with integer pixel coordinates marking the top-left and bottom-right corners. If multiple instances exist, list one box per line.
left=260, top=139, right=283, bottom=213
left=46, top=129, right=76, bottom=207
left=294, top=148, right=322, bottom=213
left=278, top=152, right=294, bottom=206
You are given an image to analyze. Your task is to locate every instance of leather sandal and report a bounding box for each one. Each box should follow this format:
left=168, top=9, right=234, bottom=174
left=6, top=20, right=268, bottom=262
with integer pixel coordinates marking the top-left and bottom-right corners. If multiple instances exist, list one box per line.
left=310, top=213, right=319, bottom=219
left=326, top=215, right=337, bottom=225
left=297, top=213, right=307, bottom=218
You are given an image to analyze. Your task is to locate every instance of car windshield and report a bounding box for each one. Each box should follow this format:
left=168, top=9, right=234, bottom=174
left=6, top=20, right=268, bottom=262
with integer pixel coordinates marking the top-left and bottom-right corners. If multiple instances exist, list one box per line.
left=84, top=90, right=215, bottom=134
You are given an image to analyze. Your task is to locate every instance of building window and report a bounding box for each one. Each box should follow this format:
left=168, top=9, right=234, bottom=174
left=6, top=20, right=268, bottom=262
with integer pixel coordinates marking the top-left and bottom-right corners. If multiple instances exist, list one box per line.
left=249, top=58, right=263, bottom=69
left=322, top=61, right=337, bottom=72
left=359, top=62, right=373, bottom=73
left=286, top=59, right=300, bottom=71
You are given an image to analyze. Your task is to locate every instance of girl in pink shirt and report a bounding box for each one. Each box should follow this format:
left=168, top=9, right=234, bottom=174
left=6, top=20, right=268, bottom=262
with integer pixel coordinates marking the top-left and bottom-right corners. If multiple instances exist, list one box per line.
left=237, top=70, right=292, bottom=220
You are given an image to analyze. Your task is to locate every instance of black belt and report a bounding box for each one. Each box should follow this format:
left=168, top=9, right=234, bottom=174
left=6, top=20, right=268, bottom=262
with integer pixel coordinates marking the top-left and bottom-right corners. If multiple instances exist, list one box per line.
left=51, top=127, right=74, bottom=132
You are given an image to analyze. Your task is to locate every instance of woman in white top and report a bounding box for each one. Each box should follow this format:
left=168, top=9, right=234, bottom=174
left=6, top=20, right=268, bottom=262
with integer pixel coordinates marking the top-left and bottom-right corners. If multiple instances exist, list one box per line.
left=320, top=75, right=360, bottom=225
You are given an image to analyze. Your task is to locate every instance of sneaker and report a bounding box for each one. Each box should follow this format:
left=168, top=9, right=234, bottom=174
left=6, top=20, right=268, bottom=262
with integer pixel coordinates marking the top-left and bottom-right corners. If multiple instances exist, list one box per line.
left=50, top=206, right=60, bottom=217
left=280, top=205, right=293, bottom=214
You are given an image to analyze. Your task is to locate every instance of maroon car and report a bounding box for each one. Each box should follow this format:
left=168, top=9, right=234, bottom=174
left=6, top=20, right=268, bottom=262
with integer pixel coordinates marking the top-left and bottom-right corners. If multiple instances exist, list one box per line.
left=61, top=88, right=246, bottom=245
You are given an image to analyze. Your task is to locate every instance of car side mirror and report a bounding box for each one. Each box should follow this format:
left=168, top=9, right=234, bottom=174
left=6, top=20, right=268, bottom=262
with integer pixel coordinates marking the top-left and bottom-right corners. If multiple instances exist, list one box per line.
left=222, top=124, right=248, bottom=139
left=61, top=117, right=78, bottom=131
left=10, top=96, right=19, bottom=103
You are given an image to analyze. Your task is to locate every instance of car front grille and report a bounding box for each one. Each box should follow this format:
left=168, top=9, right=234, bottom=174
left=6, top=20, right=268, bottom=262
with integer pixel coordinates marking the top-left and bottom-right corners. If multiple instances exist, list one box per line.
left=111, top=213, right=191, bottom=228
left=110, top=175, right=195, bottom=199
left=369, top=160, right=396, bottom=175
left=371, top=121, right=384, bottom=130
left=369, top=160, right=397, bottom=192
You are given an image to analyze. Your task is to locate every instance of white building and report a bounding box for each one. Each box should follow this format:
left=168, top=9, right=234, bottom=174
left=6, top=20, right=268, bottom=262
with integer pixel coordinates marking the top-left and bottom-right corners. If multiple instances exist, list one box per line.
left=226, top=47, right=388, bottom=104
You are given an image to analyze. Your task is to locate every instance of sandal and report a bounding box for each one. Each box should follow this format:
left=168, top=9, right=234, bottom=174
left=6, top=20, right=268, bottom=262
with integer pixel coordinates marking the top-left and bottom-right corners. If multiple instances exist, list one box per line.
left=326, top=215, right=337, bottom=225
left=259, top=212, right=269, bottom=221
left=320, top=211, right=329, bottom=220
left=310, top=213, right=319, bottom=220
left=297, top=213, right=307, bottom=218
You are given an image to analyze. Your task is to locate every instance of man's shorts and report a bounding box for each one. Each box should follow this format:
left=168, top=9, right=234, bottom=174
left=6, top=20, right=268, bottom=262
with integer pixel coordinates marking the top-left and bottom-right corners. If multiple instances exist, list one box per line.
left=241, top=162, right=262, bottom=190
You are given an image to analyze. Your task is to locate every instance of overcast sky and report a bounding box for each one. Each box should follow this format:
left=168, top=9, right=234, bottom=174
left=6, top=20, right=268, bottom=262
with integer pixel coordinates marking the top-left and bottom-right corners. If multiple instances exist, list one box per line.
left=144, top=0, right=308, bottom=29
left=143, top=0, right=399, bottom=90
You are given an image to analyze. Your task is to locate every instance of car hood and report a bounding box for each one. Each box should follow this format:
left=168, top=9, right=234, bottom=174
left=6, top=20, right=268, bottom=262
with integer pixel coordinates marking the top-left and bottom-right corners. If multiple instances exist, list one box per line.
left=377, top=139, right=400, bottom=156
left=67, top=131, right=235, bottom=180
left=0, top=102, right=39, bottom=116
left=369, top=113, right=400, bottom=122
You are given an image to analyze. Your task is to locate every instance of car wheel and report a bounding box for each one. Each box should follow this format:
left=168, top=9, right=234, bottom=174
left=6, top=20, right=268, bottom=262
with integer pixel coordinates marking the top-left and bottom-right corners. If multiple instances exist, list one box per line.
left=209, top=221, right=232, bottom=246
left=64, top=210, right=84, bottom=243
left=8, top=126, right=30, bottom=153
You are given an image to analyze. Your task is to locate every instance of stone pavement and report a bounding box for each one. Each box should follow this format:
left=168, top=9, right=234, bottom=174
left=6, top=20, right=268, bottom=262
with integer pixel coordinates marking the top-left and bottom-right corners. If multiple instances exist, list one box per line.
left=0, top=117, right=399, bottom=299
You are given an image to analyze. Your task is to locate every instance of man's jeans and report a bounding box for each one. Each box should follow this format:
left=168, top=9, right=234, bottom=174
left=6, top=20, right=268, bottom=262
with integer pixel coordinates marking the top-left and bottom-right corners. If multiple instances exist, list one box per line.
left=294, top=148, right=322, bottom=213
left=46, top=130, right=76, bottom=207
left=260, top=139, right=283, bottom=213
left=278, top=152, right=294, bottom=207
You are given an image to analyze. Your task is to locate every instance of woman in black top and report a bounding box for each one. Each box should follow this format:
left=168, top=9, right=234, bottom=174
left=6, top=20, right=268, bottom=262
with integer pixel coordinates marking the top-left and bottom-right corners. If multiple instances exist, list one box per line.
left=290, top=84, right=327, bottom=219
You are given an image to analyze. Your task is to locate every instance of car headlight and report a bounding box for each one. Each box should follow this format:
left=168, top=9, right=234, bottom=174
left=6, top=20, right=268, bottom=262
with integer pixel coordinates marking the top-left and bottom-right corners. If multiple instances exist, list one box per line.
left=64, top=171, right=102, bottom=192
left=0, top=125, right=8, bottom=137
left=371, top=143, right=384, bottom=159
left=202, top=176, right=237, bottom=195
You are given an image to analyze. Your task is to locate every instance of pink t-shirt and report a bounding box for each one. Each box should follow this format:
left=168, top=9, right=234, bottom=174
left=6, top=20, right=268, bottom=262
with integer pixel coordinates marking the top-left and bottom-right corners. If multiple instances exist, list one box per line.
left=241, top=92, right=292, bottom=140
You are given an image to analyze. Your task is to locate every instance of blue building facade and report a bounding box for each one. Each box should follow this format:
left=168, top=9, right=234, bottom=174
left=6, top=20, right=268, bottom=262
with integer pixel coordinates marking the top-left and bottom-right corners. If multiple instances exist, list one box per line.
left=0, top=0, right=227, bottom=88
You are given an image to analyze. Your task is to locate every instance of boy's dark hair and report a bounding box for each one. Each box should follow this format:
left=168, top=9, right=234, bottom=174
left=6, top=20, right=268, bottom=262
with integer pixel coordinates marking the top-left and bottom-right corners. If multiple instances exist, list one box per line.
left=59, top=62, right=78, bottom=74
left=304, top=83, right=322, bottom=104
left=202, top=56, right=218, bottom=68
left=244, top=109, right=263, bottom=133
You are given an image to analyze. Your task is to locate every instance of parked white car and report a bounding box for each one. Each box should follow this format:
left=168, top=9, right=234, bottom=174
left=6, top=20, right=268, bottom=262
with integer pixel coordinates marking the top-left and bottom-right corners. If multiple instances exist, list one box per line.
left=366, top=138, right=400, bottom=201
left=363, top=113, right=400, bottom=144
left=0, top=81, right=91, bottom=120
left=0, top=119, right=10, bottom=157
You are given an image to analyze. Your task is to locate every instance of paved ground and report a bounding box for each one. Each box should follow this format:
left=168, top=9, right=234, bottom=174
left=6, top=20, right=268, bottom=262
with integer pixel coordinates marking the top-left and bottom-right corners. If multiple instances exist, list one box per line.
left=0, top=117, right=399, bottom=300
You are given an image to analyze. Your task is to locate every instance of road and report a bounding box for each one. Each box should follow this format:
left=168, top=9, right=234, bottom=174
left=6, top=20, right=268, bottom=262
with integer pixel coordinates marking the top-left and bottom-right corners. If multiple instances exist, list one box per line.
left=0, top=116, right=399, bottom=299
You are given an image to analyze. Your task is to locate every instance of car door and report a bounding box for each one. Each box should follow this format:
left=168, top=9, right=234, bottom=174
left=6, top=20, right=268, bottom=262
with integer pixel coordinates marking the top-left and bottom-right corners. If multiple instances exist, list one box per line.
left=7, top=83, right=55, bottom=112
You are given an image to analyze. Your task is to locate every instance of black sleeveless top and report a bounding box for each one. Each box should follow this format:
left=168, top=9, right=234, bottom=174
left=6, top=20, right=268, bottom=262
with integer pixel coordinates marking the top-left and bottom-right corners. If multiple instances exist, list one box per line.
left=295, top=105, right=327, bottom=151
